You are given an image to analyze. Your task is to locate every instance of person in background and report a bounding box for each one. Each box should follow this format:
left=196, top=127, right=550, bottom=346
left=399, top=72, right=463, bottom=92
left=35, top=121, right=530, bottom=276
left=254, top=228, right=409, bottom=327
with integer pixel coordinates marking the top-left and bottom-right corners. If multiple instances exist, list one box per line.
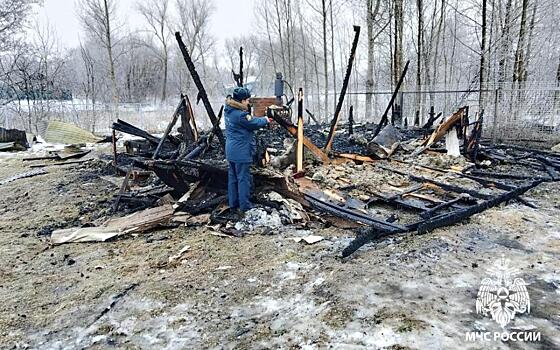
left=224, top=87, right=271, bottom=213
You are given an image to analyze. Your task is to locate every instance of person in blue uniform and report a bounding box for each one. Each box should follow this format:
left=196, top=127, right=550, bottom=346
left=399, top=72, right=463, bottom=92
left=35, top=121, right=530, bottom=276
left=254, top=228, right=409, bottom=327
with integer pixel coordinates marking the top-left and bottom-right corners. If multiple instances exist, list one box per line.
left=224, top=87, right=270, bottom=212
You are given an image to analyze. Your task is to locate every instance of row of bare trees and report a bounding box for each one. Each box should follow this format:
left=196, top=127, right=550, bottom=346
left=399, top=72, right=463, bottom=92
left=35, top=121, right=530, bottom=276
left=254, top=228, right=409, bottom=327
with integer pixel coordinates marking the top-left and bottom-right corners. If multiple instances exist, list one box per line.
left=2, top=0, right=560, bottom=131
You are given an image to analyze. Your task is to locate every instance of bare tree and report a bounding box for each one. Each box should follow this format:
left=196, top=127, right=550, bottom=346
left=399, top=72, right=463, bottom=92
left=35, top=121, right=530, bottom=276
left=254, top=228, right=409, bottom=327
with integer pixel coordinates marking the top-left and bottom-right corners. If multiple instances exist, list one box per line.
left=392, top=0, right=404, bottom=90
left=364, top=0, right=385, bottom=118
left=0, top=0, right=40, bottom=50
left=479, top=0, right=488, bottom=106
left=415, top=0, right=424, bottom=112
left=137, top=0, right=171, bottom=102
left=175, top=0, right=216, bottom=86
left=512, top=0, right=529, bottom=87
left=79, top=0, right=120, bottom=117
left=329, top=0, right=336, bottom=107
left=79, top=41, right=97, bottom=132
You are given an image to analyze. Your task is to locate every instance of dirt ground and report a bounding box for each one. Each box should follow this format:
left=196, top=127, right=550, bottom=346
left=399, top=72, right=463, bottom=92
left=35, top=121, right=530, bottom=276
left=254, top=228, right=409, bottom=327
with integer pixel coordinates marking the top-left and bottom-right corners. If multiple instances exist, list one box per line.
left=0, top=148, right=559, bottom=350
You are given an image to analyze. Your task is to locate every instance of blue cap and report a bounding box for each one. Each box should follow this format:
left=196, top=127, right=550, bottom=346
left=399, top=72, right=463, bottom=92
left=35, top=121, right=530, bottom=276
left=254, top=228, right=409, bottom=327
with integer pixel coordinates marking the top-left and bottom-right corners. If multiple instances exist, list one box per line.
left=233, top=87, right=251, bottom=101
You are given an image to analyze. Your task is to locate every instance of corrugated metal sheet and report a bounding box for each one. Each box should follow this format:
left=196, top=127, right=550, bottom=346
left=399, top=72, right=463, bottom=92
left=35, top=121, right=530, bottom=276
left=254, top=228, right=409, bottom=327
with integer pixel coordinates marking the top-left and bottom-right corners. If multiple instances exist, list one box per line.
left=44, top=121, right=102, bottom=144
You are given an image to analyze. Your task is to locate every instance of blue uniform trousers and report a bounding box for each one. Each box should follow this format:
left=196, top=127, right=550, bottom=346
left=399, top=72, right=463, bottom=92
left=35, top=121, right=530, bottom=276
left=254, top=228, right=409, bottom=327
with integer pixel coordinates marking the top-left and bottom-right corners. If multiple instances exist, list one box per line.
left=228, top=161, right=253, bottom=211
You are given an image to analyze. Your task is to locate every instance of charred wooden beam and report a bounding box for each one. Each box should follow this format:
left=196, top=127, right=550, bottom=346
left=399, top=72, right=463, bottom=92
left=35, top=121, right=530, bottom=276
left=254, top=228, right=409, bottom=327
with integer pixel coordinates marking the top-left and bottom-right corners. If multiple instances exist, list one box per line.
left=182, top=137, right=208, bottom=160
left=153, top=97, right=184, bottom=159
left=417, top=180, right=543, bottom=234
left=466, top=112, right=483, bottom=161
left=324, top=25, right=360, bottom=153
left=175, top=32, right=225, bottom=149
left=343, top=179, right=545, bottom=257
left=422, top=111, right=442, bottom=129
left=135, top=159, right=193, bottom=197
left=419, top=197, right=466, bottom=219
left=377, top=165, right=492, bottom=199
left=268, top=107, right=330, bottom=163
left=180, top=94, right=198, bottom=143
left=305, top=109, right=319, bottom=125
left=372, top=60, right=410, bottom=139
left=113, top=120, right=156, bottom=142
left=304, top=192, right=406, bottom=232
left=467, top=169, right=548, bottom=180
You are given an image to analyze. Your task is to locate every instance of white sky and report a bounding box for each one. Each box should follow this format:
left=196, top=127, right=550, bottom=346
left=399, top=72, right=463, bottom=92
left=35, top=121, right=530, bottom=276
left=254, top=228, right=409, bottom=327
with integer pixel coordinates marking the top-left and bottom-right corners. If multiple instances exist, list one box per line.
left=32, top=0, right=256, bottom=50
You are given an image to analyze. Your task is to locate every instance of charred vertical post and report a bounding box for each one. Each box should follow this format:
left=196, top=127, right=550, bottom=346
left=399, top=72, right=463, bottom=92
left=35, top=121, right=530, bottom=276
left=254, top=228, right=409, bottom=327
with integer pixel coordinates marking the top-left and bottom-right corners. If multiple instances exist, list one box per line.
left=238, top=47, right=243, bottom=86
left=296, top=88, right=304, bottom=172
left=324, top=25, right=361, bottom=153
left=233, top=47, right=244, bottom=87
left=414, top=110, right=420, bottom=127
left=348, top=105, right=354, bottom=135
left=112, top=129, right=117, bottom=166
left=175, top=32, right=225, bottom=149
left=372, top=60, right=410, bottom=138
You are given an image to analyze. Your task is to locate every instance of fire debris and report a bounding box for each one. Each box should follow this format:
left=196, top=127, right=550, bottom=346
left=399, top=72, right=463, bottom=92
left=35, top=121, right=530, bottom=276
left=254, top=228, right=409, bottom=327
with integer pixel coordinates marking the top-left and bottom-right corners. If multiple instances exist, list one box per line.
left=30, top=28, right=560, bottom=257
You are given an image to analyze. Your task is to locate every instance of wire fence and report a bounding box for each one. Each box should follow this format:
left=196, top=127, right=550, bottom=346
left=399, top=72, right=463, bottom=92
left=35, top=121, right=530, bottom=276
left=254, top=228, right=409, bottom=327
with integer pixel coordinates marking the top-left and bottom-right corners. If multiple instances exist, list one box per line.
left=0, top=97, right=225, bottom=136
left=1, top=83, right=559, bottom=145
left=305, top=82, right=560, bottom=144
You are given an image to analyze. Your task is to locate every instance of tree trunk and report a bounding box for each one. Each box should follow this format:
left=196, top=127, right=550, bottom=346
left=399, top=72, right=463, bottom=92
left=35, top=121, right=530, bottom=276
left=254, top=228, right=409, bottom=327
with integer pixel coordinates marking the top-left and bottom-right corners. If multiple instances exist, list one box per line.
left=365, top=0, right=380, bottom=119
left=313, top=45, right=321, bottom=120
left=512, top=0, right=529, bottom=86
left=479, top=0, right=487, bottom=107
left=329, top=0, right=337, bottom=109
left=392, top=0, right=404, bottom=89
left=274, top=0, right=287, bottom=77
left=523, top=1, right=537, bottom=82
left=298, top=4, right=309, bottom=108
left=415, top=0, right=423, bottom=117
left=264, top=7, right=278, bottom=73
left=103, top=0, right=119, bottom=119
left=162, top=42, right=168, bottom=102
left=322, top=0, right=329, bottom=118
left=497, top=0, right=512, bottom=85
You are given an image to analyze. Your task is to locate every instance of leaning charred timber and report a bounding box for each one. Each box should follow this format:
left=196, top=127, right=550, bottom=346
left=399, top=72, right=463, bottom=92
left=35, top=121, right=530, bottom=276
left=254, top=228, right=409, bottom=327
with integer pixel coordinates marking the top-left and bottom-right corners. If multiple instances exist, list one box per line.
left=371, top=60, right=410, bottom=139
left=324, top=25, right=361, bottom=153
left=175, top=32, right=225, bottom=149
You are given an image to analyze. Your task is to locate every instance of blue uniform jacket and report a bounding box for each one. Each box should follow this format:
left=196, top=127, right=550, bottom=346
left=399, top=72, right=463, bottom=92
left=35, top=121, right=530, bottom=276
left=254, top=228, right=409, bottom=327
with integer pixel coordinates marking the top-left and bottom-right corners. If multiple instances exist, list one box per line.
left=224, top=99, right=268, bottom=163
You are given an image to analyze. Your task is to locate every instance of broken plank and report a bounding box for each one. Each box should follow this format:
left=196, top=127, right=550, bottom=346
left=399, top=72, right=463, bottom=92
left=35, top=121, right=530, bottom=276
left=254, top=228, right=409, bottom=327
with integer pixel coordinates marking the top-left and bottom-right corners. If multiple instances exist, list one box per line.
left=52, top=204, right=175, bottom=244
left=304, top=192, right=406, bottom=232
left=30, top=159, right=89, bottom=168
left=269, top=109, right=330, bottom=163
